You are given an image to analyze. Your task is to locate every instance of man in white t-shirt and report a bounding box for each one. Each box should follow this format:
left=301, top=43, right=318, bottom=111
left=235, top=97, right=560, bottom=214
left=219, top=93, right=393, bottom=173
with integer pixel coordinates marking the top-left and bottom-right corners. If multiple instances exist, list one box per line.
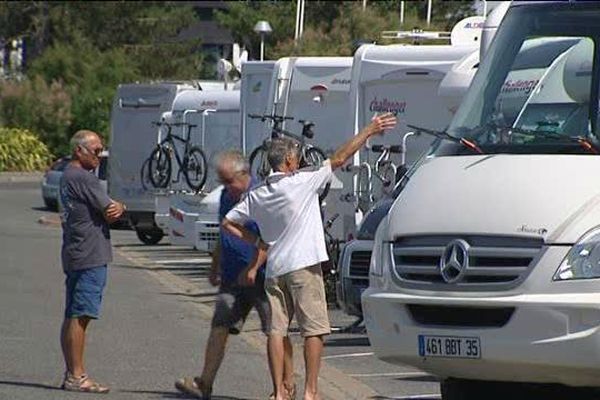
left=223, top=112, right=396, bottom=400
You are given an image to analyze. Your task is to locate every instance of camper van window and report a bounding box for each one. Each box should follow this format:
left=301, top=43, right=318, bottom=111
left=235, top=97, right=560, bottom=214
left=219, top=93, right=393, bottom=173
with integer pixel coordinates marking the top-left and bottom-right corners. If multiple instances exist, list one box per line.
left=436, top=5, right=600, bottom=157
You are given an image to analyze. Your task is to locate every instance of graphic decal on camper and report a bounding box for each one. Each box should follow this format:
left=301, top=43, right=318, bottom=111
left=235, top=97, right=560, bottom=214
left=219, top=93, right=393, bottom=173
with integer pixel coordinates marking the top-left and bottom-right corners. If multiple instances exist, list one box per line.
left=369, top=97, right=407, bottom=115
left=331, top=78, right=351, bottom=85
left=252, top=81, right=262, bottom=93
left=201, top=100, right=218, bottom=107
left=500, top=79, right=540, bottom=95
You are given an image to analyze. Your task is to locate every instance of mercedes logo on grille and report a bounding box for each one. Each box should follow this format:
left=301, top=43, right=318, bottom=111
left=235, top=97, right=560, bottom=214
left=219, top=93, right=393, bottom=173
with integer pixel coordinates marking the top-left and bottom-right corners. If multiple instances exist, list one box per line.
left=439, top=239, right=470, bottom=283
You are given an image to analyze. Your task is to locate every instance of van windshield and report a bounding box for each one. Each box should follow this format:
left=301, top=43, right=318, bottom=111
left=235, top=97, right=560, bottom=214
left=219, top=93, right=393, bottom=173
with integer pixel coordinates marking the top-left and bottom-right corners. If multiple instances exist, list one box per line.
left=437, top=4, right=600, bottom=156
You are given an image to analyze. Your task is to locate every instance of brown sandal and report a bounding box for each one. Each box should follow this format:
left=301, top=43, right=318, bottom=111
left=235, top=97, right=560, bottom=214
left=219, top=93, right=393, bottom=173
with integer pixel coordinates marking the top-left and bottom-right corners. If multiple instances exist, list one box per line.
left=175, top=376, right=212, bottom=399
left=61, top=373, right=110, bottom=393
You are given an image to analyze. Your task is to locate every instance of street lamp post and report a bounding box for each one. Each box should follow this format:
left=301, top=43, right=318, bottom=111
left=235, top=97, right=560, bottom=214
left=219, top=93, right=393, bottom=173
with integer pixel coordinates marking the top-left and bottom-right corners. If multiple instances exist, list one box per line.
left=254, top=20, right=272, bottom=61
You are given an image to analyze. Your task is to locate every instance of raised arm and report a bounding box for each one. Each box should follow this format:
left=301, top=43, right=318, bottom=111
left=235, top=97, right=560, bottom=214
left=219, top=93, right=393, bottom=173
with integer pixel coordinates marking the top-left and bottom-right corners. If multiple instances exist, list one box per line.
left=328, top=112, right=397, bottom=170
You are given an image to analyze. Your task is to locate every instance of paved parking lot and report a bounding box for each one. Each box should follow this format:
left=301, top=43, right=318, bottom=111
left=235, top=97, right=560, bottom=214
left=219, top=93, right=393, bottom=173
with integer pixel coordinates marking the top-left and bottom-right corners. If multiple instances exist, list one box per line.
left=113, top=237, right=441, bottom=400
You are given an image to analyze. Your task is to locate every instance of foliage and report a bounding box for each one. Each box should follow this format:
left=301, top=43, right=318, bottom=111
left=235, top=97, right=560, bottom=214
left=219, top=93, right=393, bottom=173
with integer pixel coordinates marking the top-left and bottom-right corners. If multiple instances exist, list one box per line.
left=217, top=0, right=474, bottom=60
left=272, top=3, right=398, bottom=58
left=28, top=39, right=140, bottom=147
left=0, top=76, right=71, bottom=155
left=0, top=127, right=53, bottom=171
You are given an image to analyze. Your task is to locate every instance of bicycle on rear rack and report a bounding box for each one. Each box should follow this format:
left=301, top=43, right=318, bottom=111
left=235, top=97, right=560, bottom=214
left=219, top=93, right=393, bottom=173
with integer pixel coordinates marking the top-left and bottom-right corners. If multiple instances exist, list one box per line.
left=248, top=113, right=330, bottom=201
left=321, top=212, right=341, bottom=308
left=370, top=144, right=403, bottom=195
left=143, top=121, right=208, bottom=192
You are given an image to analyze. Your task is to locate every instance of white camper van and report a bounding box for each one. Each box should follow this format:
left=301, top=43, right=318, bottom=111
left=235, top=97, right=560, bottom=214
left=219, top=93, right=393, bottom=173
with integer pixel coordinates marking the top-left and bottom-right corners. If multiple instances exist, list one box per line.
left=108, top=82, right=196, bottom=244
left=240, top=61, right=276, bottom=155
left=108, top=81, right=228, bottom=244
left=154, top=89, right=240, bottom=248
left=337, top=32, right=480, bottom=319
left=363, top=2, right=600, bottom=398
left=254, top=57, right=354, bottom=242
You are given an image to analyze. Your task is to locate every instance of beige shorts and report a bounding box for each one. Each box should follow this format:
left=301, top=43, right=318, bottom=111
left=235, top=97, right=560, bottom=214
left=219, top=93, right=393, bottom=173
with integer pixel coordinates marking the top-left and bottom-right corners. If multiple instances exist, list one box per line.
left=265, top=264, right=331, bottom=337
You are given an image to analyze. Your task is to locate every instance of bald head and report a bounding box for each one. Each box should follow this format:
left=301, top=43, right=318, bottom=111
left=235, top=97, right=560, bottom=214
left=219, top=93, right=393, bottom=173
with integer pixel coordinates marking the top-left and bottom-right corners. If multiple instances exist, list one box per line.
left=70, top=130, right=100, bottom=154
left=215, top=150, right=249, bottom=175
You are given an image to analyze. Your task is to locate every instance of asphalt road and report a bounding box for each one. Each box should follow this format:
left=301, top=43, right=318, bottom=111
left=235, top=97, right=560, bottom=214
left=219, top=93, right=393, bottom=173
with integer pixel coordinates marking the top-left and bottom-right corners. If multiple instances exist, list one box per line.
left=0, top=180, right=439, bottom=400
left=3, top=178, right=599, bottom=400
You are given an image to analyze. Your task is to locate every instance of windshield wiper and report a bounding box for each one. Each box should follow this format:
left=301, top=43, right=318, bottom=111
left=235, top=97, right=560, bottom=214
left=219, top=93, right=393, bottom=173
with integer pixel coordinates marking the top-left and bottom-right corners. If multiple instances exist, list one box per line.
left=407, top=124, right=484, bottom=154
left=502, top=126, right=599, bottom=155
left=456, top=123, right=599, bottom=155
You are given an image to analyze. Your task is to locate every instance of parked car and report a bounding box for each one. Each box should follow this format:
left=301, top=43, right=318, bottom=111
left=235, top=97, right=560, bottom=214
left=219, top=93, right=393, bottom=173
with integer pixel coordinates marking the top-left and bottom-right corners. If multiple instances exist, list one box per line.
left=41, top=156, right=71, bottom=210
left=49, top=151, right=109, bottom=212
left=336, top=198, right=393, bottom=319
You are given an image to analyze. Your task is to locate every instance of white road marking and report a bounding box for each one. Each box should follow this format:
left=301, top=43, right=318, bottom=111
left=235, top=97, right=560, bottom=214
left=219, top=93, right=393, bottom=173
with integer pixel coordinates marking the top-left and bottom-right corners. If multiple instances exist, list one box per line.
left=322, top=352, right=374, bottom=360
left=392, top=395, right=440, bottom=400
left=349, top=372, right=432, bottom=378
left=154, top=258, right=211, bottom=265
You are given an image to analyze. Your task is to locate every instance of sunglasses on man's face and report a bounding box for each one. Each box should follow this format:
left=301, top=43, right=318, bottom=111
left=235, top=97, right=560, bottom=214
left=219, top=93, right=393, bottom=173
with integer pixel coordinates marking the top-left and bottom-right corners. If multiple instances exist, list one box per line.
left=218, top=171, right=243, bottom=185
left=80, top=145, right=103, bottom=157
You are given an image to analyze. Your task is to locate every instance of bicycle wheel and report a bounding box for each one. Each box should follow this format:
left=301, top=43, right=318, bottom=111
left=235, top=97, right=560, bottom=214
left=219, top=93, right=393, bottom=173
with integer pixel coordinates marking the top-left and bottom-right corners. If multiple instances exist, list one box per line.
left=183, top=146, right=208, bottom=192
left=357, top=166, right=372, bottom=213
left=303, top=147, right=331, bottom=201
left=379, top=162, right=397, bottom=195
left=249, top=145, right=270, bottom=180
left=148, top=146, right=171, bottom=188
left=140, top=157, right=152, bottom=190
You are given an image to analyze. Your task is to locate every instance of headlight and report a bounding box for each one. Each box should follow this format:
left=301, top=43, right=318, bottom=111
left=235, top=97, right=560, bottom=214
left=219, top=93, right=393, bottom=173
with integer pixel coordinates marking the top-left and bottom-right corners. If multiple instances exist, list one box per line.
left=554, top=228, right=600, bottom=281
left=370, top=218, right=390, bottom=277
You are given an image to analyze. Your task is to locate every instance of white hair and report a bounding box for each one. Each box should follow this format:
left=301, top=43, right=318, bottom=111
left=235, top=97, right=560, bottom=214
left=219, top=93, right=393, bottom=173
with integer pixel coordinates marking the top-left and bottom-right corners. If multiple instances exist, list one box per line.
left=215, top=150, right=249, bottom=174
left=70, top=130, right=98, bottom=153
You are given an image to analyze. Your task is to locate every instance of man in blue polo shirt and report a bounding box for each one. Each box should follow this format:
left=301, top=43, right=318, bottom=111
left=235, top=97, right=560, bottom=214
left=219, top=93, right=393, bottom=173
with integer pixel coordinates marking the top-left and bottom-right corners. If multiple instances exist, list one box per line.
left=175, top=150, right=294, bottom=400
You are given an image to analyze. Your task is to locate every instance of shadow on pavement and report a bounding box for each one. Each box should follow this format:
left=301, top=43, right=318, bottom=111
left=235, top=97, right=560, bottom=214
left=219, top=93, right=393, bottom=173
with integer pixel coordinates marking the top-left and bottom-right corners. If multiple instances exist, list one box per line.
left=370, top=396, right=439, bottom=400
left=0, top=379, right=62, bottom=391
left=161, top=291, right=217, bottom=298
left=31, top=206, right=55, bottom=213
left=324, top=336, right=370, bottom=347
left=395, top=375, right=439, bottom=383
left=122, top=389, right=257, bottom=399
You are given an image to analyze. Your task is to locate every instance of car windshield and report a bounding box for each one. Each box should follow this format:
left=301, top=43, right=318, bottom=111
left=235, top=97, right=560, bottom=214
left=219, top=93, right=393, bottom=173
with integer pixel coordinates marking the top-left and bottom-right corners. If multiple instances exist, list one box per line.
left=436, top=3, right=600, bottom=156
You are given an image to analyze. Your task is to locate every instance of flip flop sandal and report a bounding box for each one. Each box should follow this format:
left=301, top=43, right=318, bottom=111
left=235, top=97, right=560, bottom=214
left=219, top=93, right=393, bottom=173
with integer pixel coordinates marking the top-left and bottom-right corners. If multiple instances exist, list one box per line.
left=175, top=376, right=212, bottom=400
left=62, top=373, right=110, bottom=393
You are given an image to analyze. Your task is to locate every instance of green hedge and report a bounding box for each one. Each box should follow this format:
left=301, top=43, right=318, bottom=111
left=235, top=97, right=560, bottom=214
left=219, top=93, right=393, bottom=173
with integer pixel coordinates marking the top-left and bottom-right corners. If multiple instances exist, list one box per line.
left=0, top=128, right=54, bottom=171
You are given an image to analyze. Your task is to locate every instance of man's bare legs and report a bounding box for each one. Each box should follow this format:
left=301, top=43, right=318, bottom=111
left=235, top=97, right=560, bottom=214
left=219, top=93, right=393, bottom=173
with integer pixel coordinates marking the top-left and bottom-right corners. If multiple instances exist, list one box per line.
left=283, top=336, right=295, bottom=394
left=61, top=317, right=91, bottom=377
left=199, top=326, right=229, bottom=388
left=268, top=334, right=287, bottom=400
left=268, top=334, right=296, bottom=399
left=303, top=335, right=324, bottom=400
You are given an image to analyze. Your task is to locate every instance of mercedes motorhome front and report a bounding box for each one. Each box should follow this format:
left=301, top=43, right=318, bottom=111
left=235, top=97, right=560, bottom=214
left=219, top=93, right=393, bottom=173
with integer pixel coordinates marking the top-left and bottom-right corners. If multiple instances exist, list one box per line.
left=363, top=2, right=600, bottom=398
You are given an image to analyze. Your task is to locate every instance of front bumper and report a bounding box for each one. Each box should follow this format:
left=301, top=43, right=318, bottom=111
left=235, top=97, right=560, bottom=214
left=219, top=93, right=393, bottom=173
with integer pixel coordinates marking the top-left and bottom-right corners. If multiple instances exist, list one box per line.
left=363, top=288, right=600, bottom=387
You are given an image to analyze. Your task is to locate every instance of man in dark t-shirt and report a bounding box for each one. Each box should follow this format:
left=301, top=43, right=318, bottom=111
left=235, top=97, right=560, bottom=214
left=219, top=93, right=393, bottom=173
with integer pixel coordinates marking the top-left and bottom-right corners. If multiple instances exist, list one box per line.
left=175, top=150, right=295, bottom=400
left=59, top=130, right=125, bottom=394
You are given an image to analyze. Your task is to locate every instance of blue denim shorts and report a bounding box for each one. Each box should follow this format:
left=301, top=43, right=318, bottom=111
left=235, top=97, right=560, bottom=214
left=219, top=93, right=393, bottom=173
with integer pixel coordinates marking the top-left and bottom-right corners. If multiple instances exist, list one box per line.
left=64, top=265, right=107, bottom=319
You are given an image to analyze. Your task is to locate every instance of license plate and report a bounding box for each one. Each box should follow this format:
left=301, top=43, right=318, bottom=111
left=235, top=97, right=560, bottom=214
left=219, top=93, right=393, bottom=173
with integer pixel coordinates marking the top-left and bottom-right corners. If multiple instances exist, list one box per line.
left=418, top=335, right=481, bottom=359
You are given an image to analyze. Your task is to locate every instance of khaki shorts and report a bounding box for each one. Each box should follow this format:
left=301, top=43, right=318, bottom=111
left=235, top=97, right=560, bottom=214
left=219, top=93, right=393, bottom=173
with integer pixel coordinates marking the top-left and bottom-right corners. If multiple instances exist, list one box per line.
left=265, top=264, right=331, bottom=337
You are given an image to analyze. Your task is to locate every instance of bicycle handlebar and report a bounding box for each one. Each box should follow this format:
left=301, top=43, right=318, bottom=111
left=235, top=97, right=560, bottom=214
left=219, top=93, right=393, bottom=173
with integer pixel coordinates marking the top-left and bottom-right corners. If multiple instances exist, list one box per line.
left=370, top=144, right=403, bottom=153
left=248, top=114, right=294, bottom=122
left=152, top=121, right=197, bottom=128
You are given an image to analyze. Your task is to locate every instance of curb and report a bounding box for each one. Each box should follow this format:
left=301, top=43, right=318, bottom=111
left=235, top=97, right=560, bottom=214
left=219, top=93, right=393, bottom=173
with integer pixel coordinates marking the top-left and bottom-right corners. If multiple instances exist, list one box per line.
left=117, top=248, right=380, bottom=400
left=0, top=172, right=43, bottom=184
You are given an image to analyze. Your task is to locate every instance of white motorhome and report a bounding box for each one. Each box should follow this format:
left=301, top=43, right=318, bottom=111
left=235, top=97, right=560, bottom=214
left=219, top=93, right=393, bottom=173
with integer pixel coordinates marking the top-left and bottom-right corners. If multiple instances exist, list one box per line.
left=255, top=57, right=353, bottom=241
left=108, top=81, right=227, bottom=244
left=190, top=61, right=277, bottom=252
left=240, top=61, right=276, bottom=155
left=337, top=29, right=481, bottom=319
left=108, top=82, right=196, bottom=244
left=363, top=2, right=600, bottom=398
left=154, top=89, right=240, bottom=248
